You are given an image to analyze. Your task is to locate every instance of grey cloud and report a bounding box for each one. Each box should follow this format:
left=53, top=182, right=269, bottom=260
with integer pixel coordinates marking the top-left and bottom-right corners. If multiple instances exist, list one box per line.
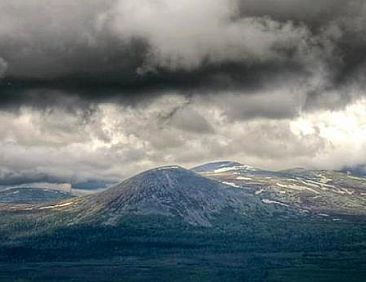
left=0, top=0, right=115, bottom=79
left=0, top=169, right=65, bottom=185
left=230, top=122, right=325, bottom=160
left=0, top=57, right=7, bottom=78
left=0, top=0, right=361, bottom=113
left=201, top=88, right=305, bottom=121
left=238, top=0, right=346, bottom=25
left=104, top=0, right=319, bottom=71
left=168, top=107, right=214, bottom=134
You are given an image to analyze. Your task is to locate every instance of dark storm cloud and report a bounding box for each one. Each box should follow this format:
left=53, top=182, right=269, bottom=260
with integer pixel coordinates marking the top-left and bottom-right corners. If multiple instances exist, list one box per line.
left=0, top=61, right=307, bottom=110
left=0, top=169, right=65, bottom=185
left=0, top=0, right=364, bottom=112
left=238, top=0, right=346, bottom=25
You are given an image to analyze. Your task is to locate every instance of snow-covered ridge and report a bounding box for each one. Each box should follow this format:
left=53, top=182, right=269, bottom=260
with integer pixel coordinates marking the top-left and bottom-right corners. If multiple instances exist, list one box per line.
left=191, top=161, right=255, bottom=173
left=155, top=165, right=182, bottom=171
left=39, top=202, right=74, bottom=210
left=262, top=199, right=289, bottom=207
left=213, top=165, right=256, bottom=173
left=222, top=181, right=240, bottom=188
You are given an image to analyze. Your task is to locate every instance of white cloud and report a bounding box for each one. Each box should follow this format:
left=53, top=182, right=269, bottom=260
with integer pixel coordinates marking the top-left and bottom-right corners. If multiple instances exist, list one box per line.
left=291, top=98, right=366, bottom=169
left=103, top=0, right=329, bottom=72
left=1, top=92, right=366, bottom=183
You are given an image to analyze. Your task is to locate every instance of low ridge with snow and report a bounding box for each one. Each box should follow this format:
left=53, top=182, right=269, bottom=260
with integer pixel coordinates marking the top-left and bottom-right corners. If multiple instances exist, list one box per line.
left=191, top=161, right=258, bottom=174
left=193, top=161, right=366, bottom=219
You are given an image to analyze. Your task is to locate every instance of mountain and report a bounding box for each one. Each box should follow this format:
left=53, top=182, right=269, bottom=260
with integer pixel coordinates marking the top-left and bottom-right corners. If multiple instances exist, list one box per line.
left=193, top=161, right=366, bottom=218
left=0, top=187, right=74, bottom=204
left=3, top=164, right=365, bottom=229
left=48, top=166, right=289, bottom=227
left=0, top=165, right=365, bottom=281
left=0, top=165, right=302, bottom=233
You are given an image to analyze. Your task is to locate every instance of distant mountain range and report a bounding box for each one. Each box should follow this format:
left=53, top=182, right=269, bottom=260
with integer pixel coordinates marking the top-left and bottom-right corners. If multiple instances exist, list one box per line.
left=1, top=162, right=366, bottom=227
left=0, top=162, right=365, bottom=281
left=0, top=187, right=74, bottom=204
left=0, top=181, right=111, bottom=204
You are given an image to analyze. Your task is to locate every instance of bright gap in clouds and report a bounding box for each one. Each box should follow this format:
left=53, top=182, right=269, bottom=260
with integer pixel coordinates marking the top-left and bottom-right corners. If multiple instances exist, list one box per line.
left=291, top=98, right=366, bottom=169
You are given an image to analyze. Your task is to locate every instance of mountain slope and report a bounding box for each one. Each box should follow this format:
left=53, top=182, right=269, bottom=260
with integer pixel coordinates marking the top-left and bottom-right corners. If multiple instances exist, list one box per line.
left=66, top=166, right=279, bottom=226
left=194, top=161, right=366, bottom=219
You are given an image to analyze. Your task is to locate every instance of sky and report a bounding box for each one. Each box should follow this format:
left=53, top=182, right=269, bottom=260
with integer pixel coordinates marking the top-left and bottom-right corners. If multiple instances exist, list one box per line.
left=1, top=0, right=366, bottom=184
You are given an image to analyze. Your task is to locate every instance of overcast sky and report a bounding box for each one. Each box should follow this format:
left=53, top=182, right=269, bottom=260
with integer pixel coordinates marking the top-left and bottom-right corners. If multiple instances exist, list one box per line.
left=1, top=0, right=366, bottom=184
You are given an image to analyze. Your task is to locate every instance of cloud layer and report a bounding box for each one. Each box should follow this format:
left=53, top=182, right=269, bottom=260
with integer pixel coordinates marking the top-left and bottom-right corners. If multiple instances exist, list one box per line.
left=0, top=0, right=365, bottom=183
left=1, top=93, right=366, bottom=184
